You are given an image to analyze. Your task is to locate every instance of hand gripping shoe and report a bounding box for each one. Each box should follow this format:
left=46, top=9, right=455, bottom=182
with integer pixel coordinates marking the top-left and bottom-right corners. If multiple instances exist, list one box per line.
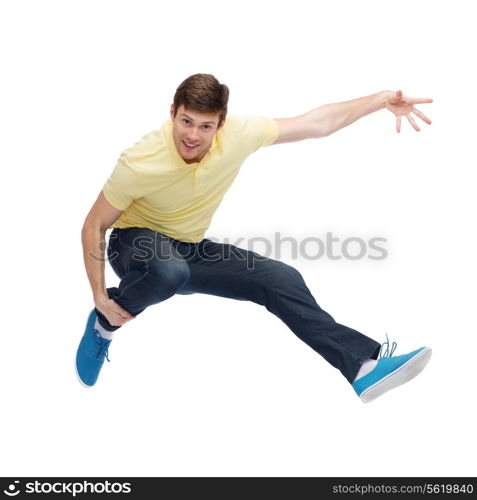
left=352, top=338, right=432, bottom=403
left=75, top=310, right=111, bottom=387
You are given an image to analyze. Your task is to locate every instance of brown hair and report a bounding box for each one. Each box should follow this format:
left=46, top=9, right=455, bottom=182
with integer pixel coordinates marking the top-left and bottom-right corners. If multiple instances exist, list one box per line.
left=173, top=73, right=229, bottom=125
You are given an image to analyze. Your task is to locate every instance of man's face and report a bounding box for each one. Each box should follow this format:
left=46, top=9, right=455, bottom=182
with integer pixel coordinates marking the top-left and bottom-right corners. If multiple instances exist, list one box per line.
left=170, top=104, right=224, bottom=164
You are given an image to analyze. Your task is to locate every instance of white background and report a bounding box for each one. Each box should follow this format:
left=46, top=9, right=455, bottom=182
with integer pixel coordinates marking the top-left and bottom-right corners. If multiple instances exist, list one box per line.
left=1, top=0, right=476, bottom=477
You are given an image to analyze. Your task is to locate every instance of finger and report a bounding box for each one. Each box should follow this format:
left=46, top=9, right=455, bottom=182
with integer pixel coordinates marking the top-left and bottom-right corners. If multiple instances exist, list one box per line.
left=411, top=107, right=431, bottom=124
left=409, top=97, right=433, bottom=104
left=113, top=308, right=131, bottom=319
left=406, top=113, right=420, bottom=132
left=114, top=314, right=131, bottom=326
left=114, top=305, right=133, bottom=318
left=389, top=89, right=403, bottom=104
left=108, top=316, right=122, bottom=327
left=396, top=115, right=401, bottom=133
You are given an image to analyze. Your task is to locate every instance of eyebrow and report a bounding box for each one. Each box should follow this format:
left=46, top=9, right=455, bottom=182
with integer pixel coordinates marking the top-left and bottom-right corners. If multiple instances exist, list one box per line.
left=180, top=113, right=217, bottom=125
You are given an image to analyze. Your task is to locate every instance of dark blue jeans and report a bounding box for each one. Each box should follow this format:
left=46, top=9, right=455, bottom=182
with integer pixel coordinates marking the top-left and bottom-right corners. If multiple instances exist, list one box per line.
left=96, top=227, right=381, bottom=383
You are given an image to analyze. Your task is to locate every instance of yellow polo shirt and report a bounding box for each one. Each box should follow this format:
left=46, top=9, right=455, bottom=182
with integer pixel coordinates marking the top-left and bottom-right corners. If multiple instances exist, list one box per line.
left=102, top=115, right=279, bottom=242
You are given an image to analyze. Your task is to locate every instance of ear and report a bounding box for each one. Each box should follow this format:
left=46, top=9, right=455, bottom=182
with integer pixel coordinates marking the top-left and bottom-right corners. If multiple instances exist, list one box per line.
left=217, top=118, right=225, bottom=130
left=170, top=104, right=175, bottom=120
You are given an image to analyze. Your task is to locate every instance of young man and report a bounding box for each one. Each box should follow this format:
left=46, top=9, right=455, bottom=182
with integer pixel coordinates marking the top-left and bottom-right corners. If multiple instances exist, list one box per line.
left=77, top=74, right=433, bottom=402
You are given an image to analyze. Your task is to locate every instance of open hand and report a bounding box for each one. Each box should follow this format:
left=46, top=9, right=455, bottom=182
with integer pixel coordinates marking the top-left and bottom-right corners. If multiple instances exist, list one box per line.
left=385, top=90, right=433, bottom=133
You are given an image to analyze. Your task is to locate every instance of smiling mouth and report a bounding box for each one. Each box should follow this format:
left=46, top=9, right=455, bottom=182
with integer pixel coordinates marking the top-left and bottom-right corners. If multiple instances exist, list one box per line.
left=182, top=140, right=199, bottom=151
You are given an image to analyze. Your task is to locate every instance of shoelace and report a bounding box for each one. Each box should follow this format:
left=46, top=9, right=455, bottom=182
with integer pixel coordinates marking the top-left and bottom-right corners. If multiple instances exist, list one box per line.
left=379, top=333, right=397, bottom=359
left=94, top=330, right=111, bottom=362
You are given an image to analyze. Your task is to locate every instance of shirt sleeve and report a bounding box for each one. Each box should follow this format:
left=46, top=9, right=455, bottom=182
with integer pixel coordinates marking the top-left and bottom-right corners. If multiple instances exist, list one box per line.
left=102, top=151, right=141, bottom=210
left=237, top=115, right=280, bottom=153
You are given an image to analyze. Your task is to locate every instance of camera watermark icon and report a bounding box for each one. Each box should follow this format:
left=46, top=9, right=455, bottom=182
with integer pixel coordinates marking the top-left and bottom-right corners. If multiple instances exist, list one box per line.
left=3, top=481, right=20, bottom=497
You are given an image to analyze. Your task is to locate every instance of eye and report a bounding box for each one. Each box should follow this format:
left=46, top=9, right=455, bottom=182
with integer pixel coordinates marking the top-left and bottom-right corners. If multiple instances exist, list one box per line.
left=182, top=119, right=190, bottom=125
left=202, top=125, right=210, bottom=130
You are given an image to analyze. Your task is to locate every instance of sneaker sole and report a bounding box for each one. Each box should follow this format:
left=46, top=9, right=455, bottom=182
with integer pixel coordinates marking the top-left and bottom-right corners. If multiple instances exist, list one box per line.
left=360, top=347, right=432, bottom=403
left=74, top=359, right=93, bottom=388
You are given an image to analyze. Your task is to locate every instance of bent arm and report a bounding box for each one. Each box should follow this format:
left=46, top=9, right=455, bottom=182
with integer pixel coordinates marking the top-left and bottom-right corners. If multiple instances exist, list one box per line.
left=81, top=191, right=123, bottom=304
left=272, top=90, right=394, bottom=144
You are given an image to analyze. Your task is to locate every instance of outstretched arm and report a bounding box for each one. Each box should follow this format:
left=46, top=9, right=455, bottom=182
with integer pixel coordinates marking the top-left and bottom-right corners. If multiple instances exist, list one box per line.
left=272, top=90, right=433, bottom=144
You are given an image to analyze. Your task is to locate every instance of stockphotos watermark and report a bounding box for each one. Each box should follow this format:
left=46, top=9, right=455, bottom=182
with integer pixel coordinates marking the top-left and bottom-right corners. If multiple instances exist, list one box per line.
left=2, top=479, right=132, bottom=497
left=89, top=231, right=388, bottom=268
left=206, top=232, right=388, bottom=261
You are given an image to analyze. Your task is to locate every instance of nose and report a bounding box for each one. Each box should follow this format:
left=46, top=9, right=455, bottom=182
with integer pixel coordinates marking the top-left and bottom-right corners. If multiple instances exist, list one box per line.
left=186, top=127, right=200, bottom=143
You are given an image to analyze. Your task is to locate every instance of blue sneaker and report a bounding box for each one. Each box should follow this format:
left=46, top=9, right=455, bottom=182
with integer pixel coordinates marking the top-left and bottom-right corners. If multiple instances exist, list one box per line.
left=352, top=339, right=432, bottom=403
left=75, top=310, right=112, bottom=387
